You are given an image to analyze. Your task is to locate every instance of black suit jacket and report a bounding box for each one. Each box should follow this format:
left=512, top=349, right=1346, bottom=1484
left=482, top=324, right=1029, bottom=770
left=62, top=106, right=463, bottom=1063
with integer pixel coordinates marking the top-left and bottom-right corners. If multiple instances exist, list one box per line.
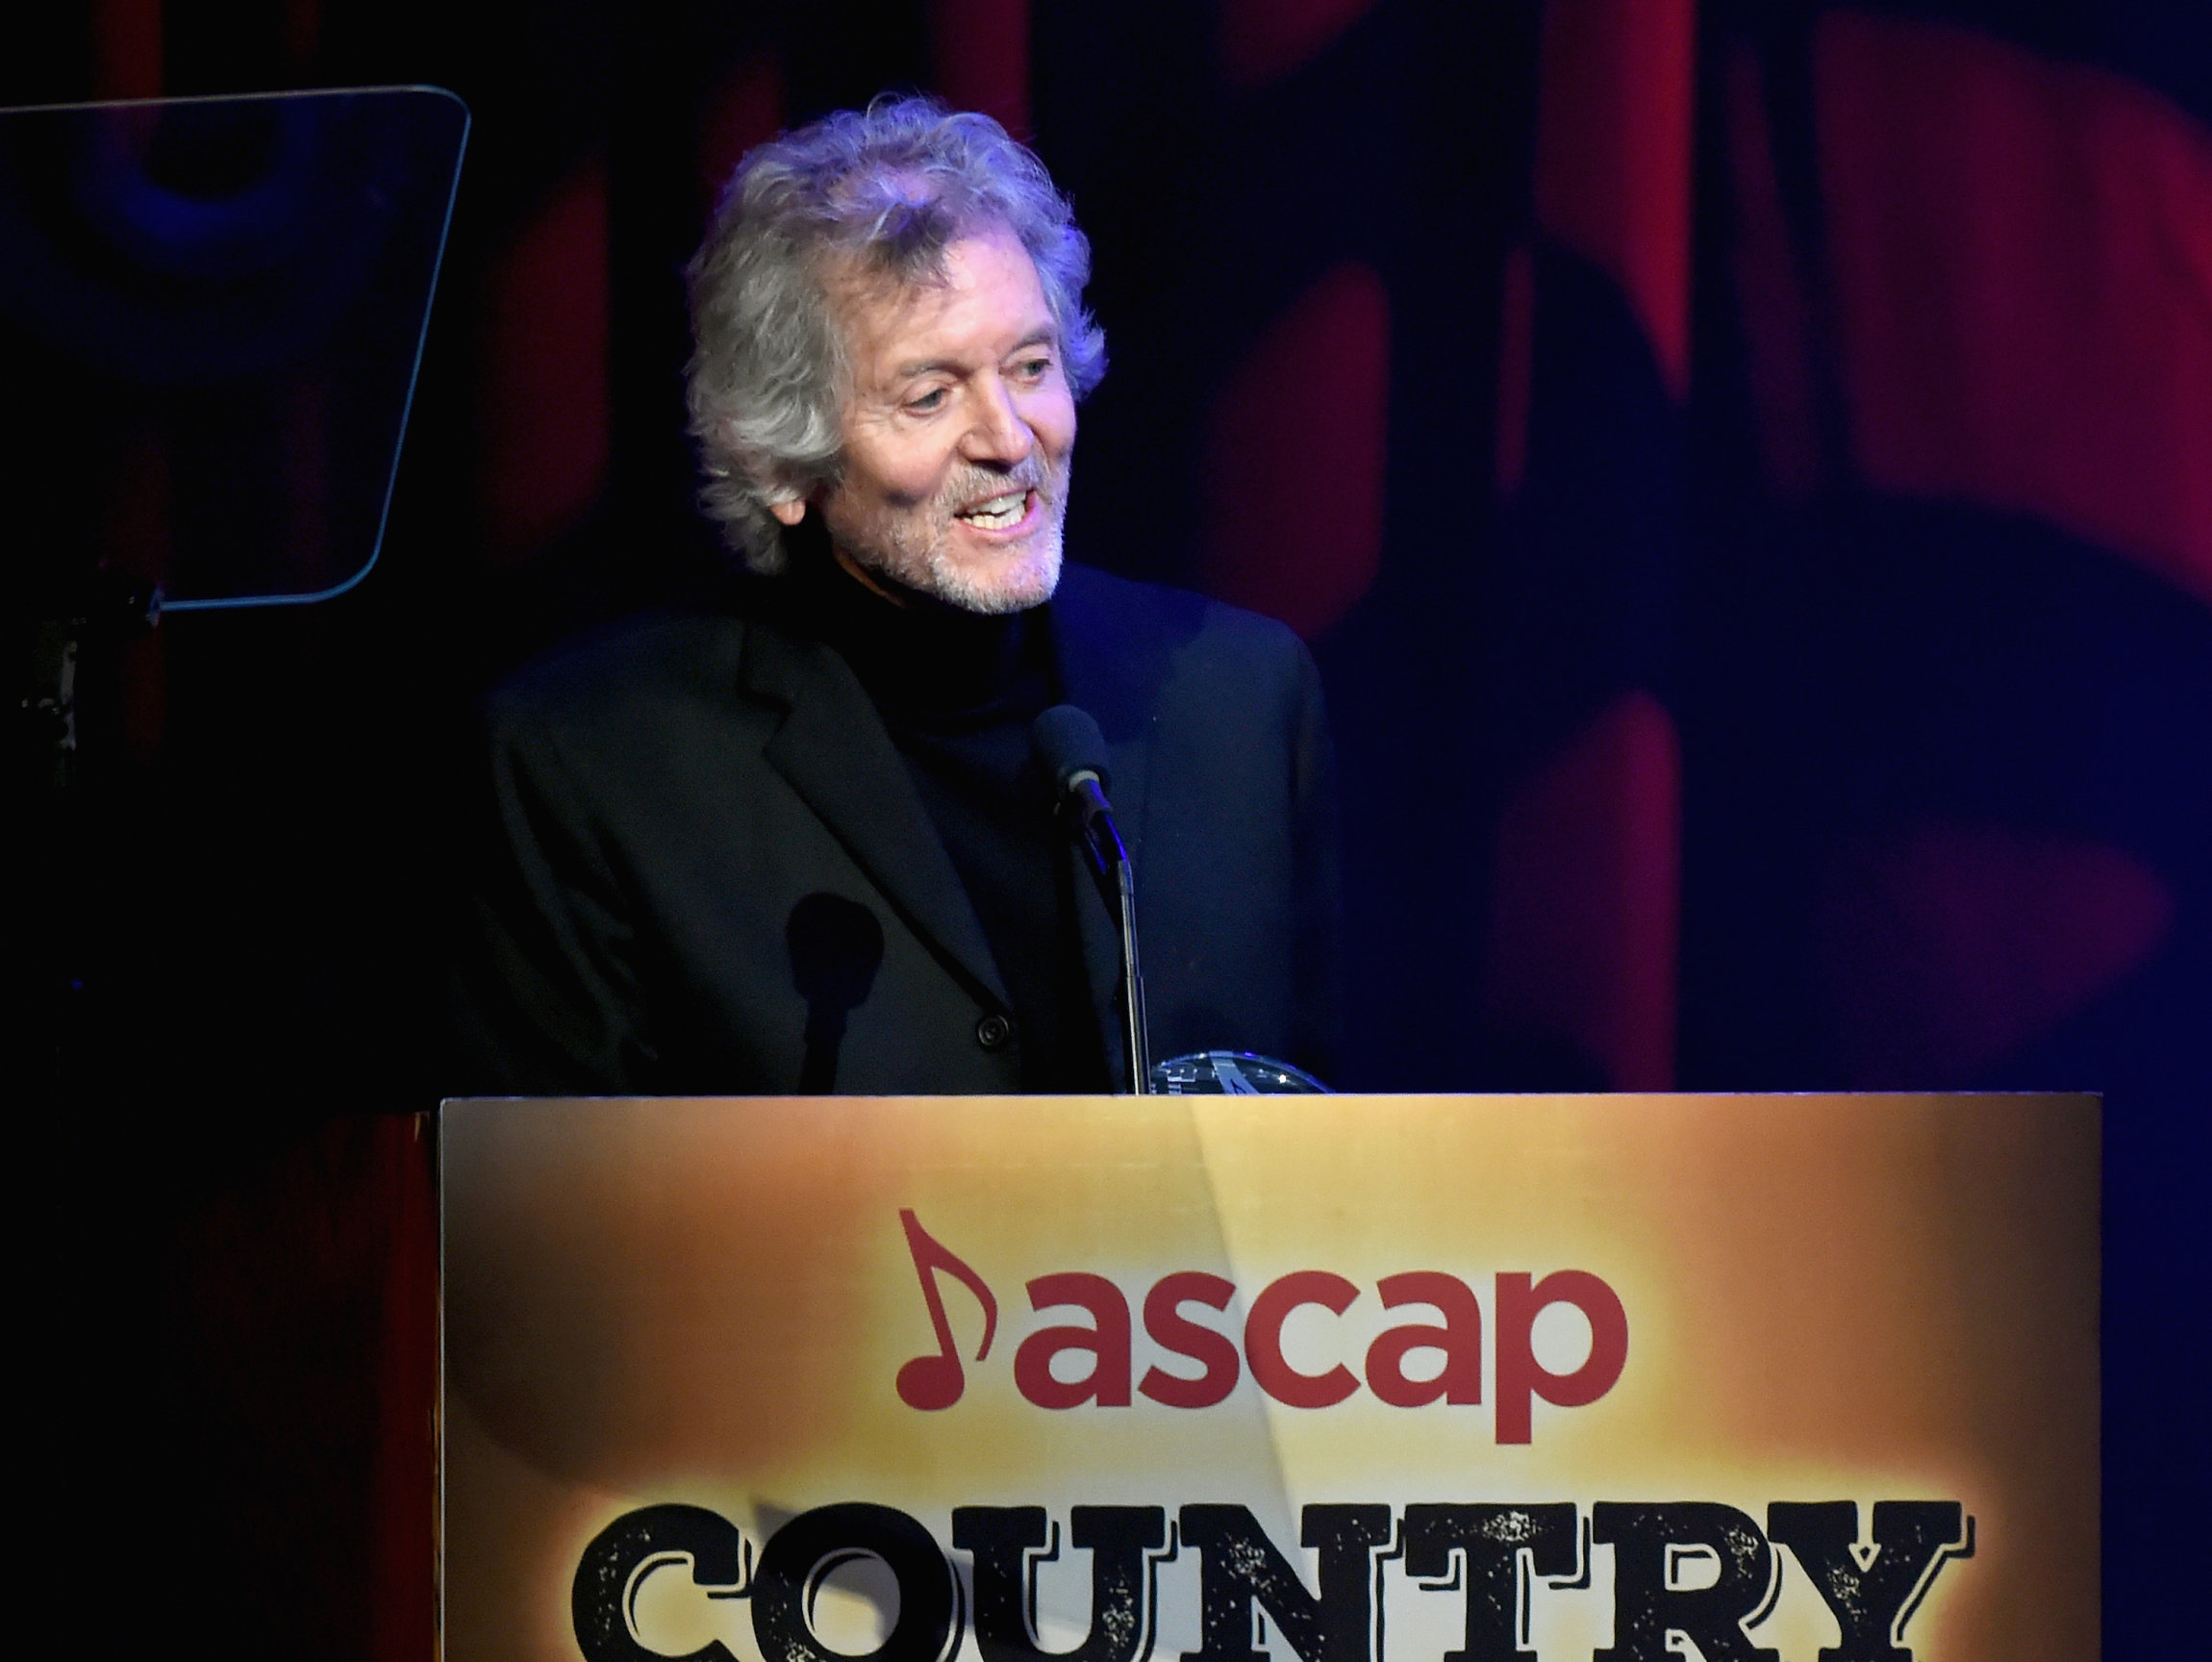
left=452, top=563, right=1340, bottom=1095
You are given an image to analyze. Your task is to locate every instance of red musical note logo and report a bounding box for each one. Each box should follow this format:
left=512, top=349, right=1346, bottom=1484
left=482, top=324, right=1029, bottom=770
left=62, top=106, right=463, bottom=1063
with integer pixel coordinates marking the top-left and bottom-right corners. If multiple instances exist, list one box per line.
left=894, top=1209, right=998, bottom=1410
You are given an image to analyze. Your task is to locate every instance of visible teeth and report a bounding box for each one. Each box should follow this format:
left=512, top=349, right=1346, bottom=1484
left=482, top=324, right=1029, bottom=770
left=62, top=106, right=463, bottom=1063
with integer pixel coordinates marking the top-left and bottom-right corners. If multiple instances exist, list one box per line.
left=958, top=491, right=1026, bottom=528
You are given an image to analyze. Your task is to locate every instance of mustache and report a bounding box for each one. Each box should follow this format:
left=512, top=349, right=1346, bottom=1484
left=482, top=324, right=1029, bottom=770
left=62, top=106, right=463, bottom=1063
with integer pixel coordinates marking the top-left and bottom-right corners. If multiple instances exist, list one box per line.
left=937, top=457, right=1058, bottom=515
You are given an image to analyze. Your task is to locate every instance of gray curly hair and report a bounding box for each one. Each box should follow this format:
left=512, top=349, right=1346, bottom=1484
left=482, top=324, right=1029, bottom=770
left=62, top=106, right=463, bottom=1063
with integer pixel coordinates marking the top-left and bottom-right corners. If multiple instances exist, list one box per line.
left=684, top=94, right=1108, bottom=573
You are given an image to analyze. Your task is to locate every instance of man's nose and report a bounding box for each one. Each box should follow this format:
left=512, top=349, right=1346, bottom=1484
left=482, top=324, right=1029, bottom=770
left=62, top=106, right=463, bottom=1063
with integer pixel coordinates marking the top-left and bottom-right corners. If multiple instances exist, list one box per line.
left=962, top=375, right=1034, bottom=464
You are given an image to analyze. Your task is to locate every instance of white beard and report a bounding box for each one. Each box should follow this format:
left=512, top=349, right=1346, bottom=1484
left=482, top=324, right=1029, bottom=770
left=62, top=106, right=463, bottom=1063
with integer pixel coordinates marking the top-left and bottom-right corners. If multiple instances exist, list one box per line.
left=829, top=456, right=1071, bottom=615
left=906, top=517, right=1064, bottom=614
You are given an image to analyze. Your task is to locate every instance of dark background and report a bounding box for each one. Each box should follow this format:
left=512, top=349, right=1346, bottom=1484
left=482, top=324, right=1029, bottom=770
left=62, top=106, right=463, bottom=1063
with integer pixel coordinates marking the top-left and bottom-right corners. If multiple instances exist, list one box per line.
left=8, top=1, right=2206, bottom=1655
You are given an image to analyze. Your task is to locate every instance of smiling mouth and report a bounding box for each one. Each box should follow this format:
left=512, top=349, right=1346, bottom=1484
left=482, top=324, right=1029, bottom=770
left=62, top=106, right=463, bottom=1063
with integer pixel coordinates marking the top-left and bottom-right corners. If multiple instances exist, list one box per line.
left=953, top=490, right=1032, bottom=531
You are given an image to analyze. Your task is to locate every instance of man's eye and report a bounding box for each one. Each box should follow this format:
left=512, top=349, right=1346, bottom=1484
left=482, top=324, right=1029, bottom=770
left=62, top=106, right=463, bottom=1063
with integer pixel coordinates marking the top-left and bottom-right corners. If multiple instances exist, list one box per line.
left=906, top=388, right=947, bottom=413
left=1016, top=356, right=1054, bottom=380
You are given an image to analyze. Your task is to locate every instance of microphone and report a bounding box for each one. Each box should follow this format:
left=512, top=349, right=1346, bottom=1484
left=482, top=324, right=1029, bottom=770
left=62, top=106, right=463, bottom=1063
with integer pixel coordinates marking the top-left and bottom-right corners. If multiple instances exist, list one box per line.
left=1031, top=703, right=1114, bottom=828
left=1031, top=705, right=1151, bottom=1094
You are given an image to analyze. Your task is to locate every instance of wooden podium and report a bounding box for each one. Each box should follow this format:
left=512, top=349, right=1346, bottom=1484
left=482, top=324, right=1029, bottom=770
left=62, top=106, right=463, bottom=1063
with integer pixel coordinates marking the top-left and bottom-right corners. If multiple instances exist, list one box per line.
left=440, top=1094, right=2098, bottom=1662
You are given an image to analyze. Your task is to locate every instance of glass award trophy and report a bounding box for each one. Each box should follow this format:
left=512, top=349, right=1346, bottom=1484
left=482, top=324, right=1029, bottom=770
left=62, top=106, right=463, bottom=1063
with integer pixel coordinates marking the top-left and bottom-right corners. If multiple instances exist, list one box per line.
left=1149, top=1051, right=1332, bottom=1095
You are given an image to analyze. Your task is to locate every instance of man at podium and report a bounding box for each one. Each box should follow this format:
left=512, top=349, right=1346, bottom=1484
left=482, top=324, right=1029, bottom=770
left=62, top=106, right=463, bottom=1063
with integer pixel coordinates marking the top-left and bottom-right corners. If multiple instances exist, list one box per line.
left=453, top=97, right=1340, bottom=1097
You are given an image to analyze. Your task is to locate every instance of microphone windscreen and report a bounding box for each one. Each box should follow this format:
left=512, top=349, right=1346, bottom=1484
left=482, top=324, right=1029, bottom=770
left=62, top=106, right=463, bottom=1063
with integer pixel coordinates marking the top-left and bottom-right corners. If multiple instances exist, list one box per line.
left=1030, top=704, right=1111, bottom=793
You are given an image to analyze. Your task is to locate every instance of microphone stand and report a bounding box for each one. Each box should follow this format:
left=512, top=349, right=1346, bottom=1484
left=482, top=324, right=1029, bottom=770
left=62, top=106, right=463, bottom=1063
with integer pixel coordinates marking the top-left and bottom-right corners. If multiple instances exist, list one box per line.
left=1063, top=776, right=1150, bottom=1095
left=1090, top=810, right=1150, bottom=1095
left=1034, top=706, right=1152, bottom=1095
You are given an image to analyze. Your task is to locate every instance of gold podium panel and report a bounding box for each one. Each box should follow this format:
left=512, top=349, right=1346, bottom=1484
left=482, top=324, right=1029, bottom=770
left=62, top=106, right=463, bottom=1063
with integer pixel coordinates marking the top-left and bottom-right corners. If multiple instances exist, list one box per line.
left=441, top=1094, right=2098, bottom=1662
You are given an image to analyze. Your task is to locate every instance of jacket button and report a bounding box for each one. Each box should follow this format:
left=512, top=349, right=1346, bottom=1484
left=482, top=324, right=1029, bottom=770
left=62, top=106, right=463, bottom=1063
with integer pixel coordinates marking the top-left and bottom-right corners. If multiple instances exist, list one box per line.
left=975, top=1013, right=1014, bottom=1050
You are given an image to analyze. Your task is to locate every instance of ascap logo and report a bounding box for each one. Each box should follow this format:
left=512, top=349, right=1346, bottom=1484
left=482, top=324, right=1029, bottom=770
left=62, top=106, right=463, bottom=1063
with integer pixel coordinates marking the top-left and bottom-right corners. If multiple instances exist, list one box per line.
left=566, top=1215, right=1980, bottom=1661
left=891, top=1210, right=1629, bottom=1441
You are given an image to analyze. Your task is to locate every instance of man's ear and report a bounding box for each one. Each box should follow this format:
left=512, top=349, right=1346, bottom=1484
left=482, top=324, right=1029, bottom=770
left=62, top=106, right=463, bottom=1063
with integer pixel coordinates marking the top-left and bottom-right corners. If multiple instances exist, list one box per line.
left=768, top=496, right=808, bottom=527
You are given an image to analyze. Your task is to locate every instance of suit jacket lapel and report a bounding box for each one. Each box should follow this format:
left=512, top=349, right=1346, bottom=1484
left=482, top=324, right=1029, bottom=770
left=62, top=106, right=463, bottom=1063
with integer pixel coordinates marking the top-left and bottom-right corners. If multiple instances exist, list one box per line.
left=1051, top=569, right=1163, bottom=1088
left=742, top=619, right=1011, bottom=1011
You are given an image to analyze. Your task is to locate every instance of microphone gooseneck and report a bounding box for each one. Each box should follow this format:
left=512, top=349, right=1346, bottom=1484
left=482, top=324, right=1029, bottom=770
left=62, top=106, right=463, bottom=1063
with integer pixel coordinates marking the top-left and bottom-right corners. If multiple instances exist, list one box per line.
left=1031, top=704, right=1151, bottom=1094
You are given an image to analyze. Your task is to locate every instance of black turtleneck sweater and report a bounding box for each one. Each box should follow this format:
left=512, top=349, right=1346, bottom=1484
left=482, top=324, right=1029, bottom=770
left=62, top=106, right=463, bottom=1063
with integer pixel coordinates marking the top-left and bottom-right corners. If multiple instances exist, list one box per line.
left=792, top=560, right=1111, bottom=1093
